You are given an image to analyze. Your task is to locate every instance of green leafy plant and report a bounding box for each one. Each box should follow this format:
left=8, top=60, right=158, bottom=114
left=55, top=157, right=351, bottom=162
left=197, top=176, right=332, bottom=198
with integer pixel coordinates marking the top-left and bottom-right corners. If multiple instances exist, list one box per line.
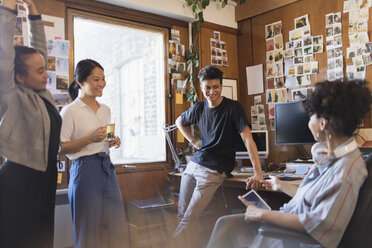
left=183, top=0, right=246, bottom=103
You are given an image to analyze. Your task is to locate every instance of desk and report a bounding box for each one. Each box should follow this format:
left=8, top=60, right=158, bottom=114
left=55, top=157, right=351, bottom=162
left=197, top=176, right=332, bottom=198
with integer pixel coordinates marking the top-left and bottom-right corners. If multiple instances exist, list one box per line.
left=168, top=172, right=297, bottom=211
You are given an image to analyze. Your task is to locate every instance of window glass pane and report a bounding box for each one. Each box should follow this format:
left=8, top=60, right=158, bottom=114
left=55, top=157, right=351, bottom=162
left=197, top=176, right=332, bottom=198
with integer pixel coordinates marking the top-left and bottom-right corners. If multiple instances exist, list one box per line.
left=74, top=17, right=166, bottom=164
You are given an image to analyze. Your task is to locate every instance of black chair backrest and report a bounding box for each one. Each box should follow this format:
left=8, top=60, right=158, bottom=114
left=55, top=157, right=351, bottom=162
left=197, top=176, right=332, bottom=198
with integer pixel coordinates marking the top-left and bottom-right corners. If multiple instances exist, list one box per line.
left=339, top=153, right=372, bottom=247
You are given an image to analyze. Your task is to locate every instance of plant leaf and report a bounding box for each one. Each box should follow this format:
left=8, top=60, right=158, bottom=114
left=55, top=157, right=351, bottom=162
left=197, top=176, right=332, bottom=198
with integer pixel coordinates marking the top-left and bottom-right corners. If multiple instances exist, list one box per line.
left=195, top=21, right=201, bottom=33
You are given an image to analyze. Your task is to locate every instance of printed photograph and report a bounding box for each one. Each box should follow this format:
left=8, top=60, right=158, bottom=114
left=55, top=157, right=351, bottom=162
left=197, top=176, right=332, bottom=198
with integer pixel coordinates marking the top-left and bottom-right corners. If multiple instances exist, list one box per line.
left=176, top=62, right=186, bottom=73
left=274, top=77, right=285, bottom=88
left=254, top=95, right=262, bottom=105
left=53, top=40, right=70, bottom=58
left=333, top=12, right=341, bottom=23
left=292, top=88, right=307, bottom=101
left=333, top=23, right=342, bottom=36
left=294, top=57, right=304, bottom=64
left=274, top=50, right=283, bottom=62
left=334, top=35, right=342, bottom=47
left=303, top=37, right=312, bottom=46
left=56, top=57, right=69, bottom=76
left=47, top=56, right=56, bottom=71
left=325, top=13, right=334, bottom=26
left=272, top=21, right=282, bottom=36
left=251, top=105, right=258, bottom=116
left=325, top=26, right=333, bottom=37
left=274, top=34, right=283, bottom=50
left=303, top=63, right=311, bottom=74
left=46, top=71, right=56, bottom=91
left=53, top=93, right=70, bottom=107
left=214, top=31, right=220, bottom=40
left=284, top=49, right=294, bottom=58
left=304, top=55, right=314, bottom=63
left=15, top=17, right=23, bottom=36
left=294, top=39, right=302, bottom=48
left=56, top=75, right=69, bottom=90
left=257, top=104, right=265, bottom=114
left=294, top=47, right=303, bottom=57
left=274, top=62, right=283, bottom=77
left=286, top=41, right=294, bottom=50
left=303, top=46, right=313, bottom=56
left=348, top=23, right=357, bottom=34
left=265, top=24, right=274, bottom=39
left=14, top=36, right=24, bottom=46
left=176, top=43, right=185, bottom=57
left=266, top=38, right=275, bottom=51
left=311, top=62, right=319, bottom=74
left=313, top=35, right=323, bottom=45
left=267, top=78, right=275, bottom=89
left=295, top=14, right=309, bottom=29
left=220, top=41, right=226, bottom=50
left=267, top=64, right=275, bottom=78
left=266, top=51, right=275, bottom=64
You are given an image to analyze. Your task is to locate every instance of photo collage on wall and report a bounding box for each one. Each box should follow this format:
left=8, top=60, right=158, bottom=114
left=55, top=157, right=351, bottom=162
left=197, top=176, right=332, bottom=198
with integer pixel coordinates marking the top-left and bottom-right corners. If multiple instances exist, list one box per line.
left=325, top=12, right=344, bottom=81
left=265, top=21, right=285, bottom=92
left=168, top=29, right=186, bottom=94
left=14, top=2, right=71, bottom=110
left=210, top=31, right=228, bottom=67
left=251, top=95, right=267, bottom=131
left=344, top=0, right=372, bottom=80
left=285, top=14, right=321, bottom=88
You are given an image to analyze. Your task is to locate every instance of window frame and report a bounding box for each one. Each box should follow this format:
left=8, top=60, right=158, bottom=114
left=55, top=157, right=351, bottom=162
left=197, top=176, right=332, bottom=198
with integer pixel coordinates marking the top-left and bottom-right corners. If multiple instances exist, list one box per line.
left=67, top=8, right=173, bottom=172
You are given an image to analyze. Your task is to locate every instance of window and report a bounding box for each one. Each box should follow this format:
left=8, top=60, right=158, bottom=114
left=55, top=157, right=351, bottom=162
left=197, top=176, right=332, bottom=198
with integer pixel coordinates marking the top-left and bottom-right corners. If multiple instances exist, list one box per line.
left=73, top=14, right=168, bottom=165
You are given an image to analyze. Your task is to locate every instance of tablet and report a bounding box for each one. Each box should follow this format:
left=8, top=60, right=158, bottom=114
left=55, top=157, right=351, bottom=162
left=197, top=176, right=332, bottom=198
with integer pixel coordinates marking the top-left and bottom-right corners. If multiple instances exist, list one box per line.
left=242, top=189, right=271, bottom=210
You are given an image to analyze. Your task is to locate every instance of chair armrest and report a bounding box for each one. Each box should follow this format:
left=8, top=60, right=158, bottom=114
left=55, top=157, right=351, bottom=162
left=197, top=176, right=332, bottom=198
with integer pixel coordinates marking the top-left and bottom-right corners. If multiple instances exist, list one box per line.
left=258, top=224, right=319, bottom=244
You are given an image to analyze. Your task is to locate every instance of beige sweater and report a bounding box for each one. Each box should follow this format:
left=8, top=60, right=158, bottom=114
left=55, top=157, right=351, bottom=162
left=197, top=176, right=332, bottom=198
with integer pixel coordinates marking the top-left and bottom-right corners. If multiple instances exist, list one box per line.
left=0, top=7, right=56, bottom=172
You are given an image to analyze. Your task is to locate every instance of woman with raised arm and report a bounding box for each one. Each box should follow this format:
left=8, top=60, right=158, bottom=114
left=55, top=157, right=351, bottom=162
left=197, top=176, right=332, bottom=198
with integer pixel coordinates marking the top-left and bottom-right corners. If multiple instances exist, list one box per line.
left=59, top=59, right=127, bottom=248
left=0, top=0, right=62, bottom=247
left=207, top=79, right=371, bottom=248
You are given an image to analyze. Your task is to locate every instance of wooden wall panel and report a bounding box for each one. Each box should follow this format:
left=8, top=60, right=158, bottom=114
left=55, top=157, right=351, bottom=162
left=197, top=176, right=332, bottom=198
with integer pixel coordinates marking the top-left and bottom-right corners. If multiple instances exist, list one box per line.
left=238, top=0, right=372, bottom=165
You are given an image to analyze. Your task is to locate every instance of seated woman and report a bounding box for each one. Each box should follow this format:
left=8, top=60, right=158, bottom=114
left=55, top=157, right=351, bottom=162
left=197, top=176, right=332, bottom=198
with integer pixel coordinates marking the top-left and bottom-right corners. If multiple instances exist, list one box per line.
left=207, top=79, right=371, bottom=248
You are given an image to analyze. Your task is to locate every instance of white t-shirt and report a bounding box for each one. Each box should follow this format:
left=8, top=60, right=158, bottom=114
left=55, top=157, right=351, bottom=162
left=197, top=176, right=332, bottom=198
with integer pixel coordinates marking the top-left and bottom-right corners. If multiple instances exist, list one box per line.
left=60, top=98, right=111, bottom=160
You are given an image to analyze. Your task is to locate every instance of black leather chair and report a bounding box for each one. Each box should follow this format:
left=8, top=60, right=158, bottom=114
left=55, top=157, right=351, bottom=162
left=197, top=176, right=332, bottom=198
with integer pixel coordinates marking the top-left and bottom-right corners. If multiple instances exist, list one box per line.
left=254, top=153, right=372, bottom=248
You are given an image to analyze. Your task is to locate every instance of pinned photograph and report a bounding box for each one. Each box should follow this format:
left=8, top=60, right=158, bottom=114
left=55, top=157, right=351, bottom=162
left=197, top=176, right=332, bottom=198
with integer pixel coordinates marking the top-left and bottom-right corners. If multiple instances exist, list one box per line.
left=314, top=48, right=325, bottom=58
left=294, top=39, right=302, bottom=48
left=267, top=64, right=275, bottom=78
left=292, top=28, right=303, bottom=40
left=333, top=23, right=342, bottom=36
left=313, top=35, right=323, bottom=45
left=14, top=36, right=23, bottom=46
left=286, top=41, right=294, bottom=50
left=335, top=57, right=343, bottom=68
left=210, top=38, right=218, bottom=48
left=365, top=42, right=372, bottom=53
left=358, top=32, right=369, bottom=44
left=347, top=47, right=357, bottom=59
left=47, top=40, right=56, bottom=56
left=302, top=26, right=311, bottom=37
left=352, top=55, right=364, bottom=67
left=274, top=50, right=283, bottom=62
left=252, top=115, right=258, bottom=124
left=304, top=55, right=314, bottom=63
left=53, top=40, right=70, bottom=58
left=294, top=14, right=309, bottom=29
left=56, top=75, right=69, bottom=90
left=254, top=95, right=262, bottom=105
left=265, top=24, right=274, bottom=39
left=15, top=17, right=23, bottom=36
left=362, top=54, right=372, bottom=66
left=259, top=116, right=266, bottom=125
left=220, top=41, right=226, bottom=50
left=288, top=65, right=296, bottom=76
left=335, top=68, right=343, bottom=79
left=176, top=43, right=185, bottom=57
left=294, top=48, right=303, bottom=57
left=274, top=77, right=285, bottom=88
left=292, top=88, right=307, bottom=101
left=168, top=59, right=177, bottom=73
left=326, top=37, right=334, bottom=48
left=348, top=23, right=357, bottom=34
left=171, top=29, right=180, bottom=39
left=172, top=73, right=182, bottom=80
left=349, top=33, right=359, bottom=44
left=273, top=21, right=282, bottom=36
left=325, top=13, right=334, bottom=26
left=333, top=12, right=341, bottom=23
left=357, top=20, right=368, bottom=32
left=266, top=51, right=275, bottom=64
left=294, top=57, right=304, bottom=64
left=260, top=125, right=267, bottom=131
left=266, top=38, right=275, bottom=51
left=169, top=40, right=177, bottom=58
left=296, top=64, right=304, bottom=75
left=303, top=36, right=312, bottom=46
left=311, top=62, right=319, bottom=74
left=267, top=78, right=275, bottom=89
left=334, top=47, right=343, bottom=57
left=251, top=105, right=258, bottom=115
left=46, top=71, right=56, bottom=91
left=328, top=58, right=336, bottom=70
left=303, top=46, right=313, bottom=56
left=284, top=49, right=294, bottom=58
left=56, top=57, right=69, bottom=76
left=268, top=104, right=275, bottom=119
left=274, top=63, right=284, bottom=77
left=334, top=35, right=342, bottom=47
left=47, top=56, right=56, bottom=71
left=274, top=35, right=283, bottom=50
left=53, top=93, right=70, bottom=107
left=257, top=104, right=265, bottom=114
left=304, top=63, right=311, bottom=74
left=176, top=62, right=186, bottom=73
left=214, top=31, right=221, bottom=40
left=325, top=26, right=333, bottom=37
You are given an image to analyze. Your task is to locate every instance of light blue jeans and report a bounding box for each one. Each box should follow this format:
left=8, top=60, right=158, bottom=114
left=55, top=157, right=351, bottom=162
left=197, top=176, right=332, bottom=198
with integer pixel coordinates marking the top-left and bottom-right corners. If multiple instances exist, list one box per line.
left=173, top=161, right=226, bottom=248
left=68, top=153, right=128, bottom=248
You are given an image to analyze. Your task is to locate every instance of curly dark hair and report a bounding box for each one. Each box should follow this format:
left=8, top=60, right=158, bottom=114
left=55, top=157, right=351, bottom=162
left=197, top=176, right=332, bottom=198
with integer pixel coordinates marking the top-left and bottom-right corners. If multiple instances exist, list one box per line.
left=198, top=65, right=223, bottom=84
left=302, top=80, right=372, bottom=137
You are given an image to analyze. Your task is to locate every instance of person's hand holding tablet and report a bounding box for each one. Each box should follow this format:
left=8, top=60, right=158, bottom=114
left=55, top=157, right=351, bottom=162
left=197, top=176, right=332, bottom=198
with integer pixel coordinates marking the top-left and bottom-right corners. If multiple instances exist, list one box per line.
left=238, top=190, right=271, bottom=223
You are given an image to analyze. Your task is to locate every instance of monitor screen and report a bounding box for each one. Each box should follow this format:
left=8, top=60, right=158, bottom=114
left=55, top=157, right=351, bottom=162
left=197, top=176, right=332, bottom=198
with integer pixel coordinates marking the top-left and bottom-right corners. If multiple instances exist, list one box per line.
left=235, top=130, right=268, bottom=158
left=274, top=101, right=316, bottom=145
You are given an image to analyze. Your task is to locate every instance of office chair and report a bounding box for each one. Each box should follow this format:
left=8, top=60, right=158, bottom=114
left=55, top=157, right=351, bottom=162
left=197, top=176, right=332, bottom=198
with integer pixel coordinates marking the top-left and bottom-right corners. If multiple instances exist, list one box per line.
left=253, top=153, right=372, bottom=248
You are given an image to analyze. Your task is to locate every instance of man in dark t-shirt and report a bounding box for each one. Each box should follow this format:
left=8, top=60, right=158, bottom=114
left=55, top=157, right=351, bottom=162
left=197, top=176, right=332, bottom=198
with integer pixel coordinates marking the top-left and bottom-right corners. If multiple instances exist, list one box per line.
left=172, top=66, right=263, bottom=248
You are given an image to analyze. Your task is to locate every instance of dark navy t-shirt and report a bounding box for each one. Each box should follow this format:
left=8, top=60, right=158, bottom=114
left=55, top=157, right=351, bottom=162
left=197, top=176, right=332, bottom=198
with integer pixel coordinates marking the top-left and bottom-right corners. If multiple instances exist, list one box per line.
left=181, top=97, right=250, bottom=176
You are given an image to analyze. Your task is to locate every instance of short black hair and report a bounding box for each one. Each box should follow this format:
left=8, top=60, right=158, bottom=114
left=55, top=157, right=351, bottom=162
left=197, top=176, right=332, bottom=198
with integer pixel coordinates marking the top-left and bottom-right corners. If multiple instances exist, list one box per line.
left=14, top=46, right=40, bottom=83
left=303, top=79, right=372, bottom=137
left=198, top=65, right=223, bottom=84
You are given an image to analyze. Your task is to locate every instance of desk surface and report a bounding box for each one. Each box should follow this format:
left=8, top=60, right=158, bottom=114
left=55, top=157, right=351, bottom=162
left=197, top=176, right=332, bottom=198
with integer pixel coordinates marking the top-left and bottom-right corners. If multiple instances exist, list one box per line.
left=169, top=171, right=302, bottom=188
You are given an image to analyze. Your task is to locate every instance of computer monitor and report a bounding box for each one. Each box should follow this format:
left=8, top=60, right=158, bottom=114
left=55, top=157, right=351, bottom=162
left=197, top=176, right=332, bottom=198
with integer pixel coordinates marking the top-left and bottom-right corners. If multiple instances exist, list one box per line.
left=274, top=100, right=316, bottom=145
left=235, top=130, right=269, bottom=159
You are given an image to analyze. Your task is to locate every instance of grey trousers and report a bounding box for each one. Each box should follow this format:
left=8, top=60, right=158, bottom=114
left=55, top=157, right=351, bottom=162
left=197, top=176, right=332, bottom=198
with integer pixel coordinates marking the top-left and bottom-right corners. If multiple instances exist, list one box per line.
left=173, top=161, right=226, bottom=248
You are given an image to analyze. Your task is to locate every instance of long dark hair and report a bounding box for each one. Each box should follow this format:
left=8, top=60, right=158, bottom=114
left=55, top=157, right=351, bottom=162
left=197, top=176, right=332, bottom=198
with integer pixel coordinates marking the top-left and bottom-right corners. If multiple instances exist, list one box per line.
left=14, top=46, right=40, bottom=83
left=68, top=59, right=104, bottom=100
